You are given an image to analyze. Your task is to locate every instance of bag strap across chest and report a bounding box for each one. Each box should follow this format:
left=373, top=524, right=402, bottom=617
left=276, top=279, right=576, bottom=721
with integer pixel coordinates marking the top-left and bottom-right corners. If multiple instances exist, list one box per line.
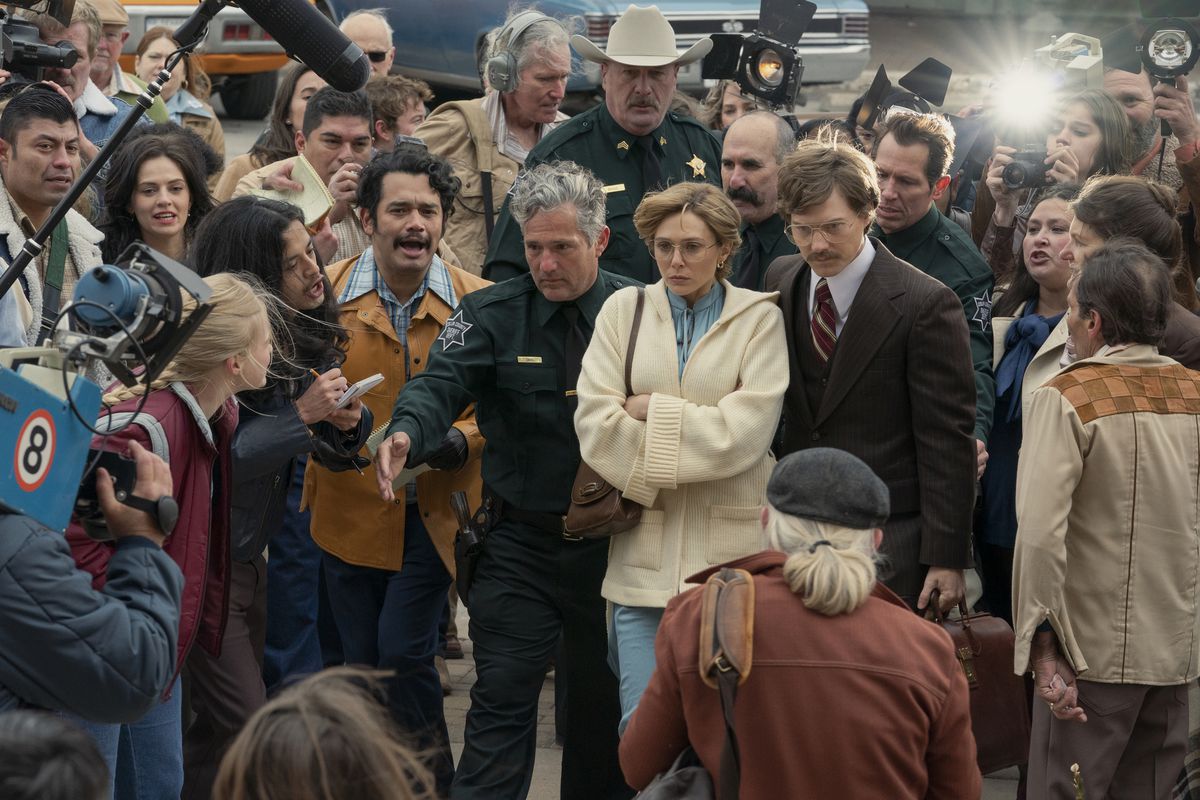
left=698, top=567, right=754, bottom=800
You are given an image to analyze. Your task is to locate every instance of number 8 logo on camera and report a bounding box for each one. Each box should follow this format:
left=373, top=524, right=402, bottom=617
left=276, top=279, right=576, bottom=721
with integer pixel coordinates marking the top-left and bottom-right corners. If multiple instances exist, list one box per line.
left=14, top=410, right=55, bottom=492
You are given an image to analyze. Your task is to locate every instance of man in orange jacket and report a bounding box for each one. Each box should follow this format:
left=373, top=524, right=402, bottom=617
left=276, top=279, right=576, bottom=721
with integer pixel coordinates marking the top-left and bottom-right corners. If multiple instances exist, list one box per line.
left=304, top=144, right=489, bottom=795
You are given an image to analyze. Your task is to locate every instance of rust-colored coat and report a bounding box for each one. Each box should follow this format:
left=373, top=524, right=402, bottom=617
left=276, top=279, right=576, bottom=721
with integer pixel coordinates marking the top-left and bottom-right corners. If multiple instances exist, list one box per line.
left=302, top=255, right=490, bottom=572
left=621, top=551, right=982, bottom=799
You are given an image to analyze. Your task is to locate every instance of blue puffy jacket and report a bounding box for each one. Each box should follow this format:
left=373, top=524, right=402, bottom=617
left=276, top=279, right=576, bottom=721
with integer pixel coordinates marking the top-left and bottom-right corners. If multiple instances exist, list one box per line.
left=0, top=513, right=182, bottom=722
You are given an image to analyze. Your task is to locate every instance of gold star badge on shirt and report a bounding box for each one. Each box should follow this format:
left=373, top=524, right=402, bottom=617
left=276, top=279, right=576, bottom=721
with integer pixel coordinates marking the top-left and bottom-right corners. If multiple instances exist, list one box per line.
left=686, top=155, right=706, bottom=178
left=659, top=136, right=667, bottom=146
left=617, top=140, right=630, bottom=151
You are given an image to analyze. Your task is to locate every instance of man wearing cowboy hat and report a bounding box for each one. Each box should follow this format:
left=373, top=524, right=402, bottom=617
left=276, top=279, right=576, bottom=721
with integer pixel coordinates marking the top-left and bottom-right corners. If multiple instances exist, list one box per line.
left=481, top=4, right=722, bottom=285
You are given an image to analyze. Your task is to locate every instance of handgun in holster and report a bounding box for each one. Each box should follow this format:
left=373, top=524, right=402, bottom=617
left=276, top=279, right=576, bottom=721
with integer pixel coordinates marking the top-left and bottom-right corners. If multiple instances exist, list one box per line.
left=451, top=490, right=493, bottom=607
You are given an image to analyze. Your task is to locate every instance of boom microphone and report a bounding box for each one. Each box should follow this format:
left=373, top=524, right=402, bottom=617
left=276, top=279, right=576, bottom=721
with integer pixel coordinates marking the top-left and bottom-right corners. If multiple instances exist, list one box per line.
left=176, top=0, right=371, bottom=92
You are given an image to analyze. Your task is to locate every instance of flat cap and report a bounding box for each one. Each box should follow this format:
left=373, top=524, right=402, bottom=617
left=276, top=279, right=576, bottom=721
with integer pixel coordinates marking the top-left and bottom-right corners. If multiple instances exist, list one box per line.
left=91, top=0, right=129, bottom=27
left=767, top=448, right=889, bottom=529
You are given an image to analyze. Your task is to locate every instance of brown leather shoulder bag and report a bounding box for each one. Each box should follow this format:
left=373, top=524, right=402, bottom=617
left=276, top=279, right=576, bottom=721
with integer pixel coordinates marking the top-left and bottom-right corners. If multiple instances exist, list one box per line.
left=565, top=287, right=645, bottom=539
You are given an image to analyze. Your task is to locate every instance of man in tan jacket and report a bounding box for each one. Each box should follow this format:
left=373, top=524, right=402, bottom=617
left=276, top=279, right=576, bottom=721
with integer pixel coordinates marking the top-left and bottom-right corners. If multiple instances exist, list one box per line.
left=304, top=144, right=489, bottom=796
left=1014, top=239, right=1200, bottom=800
left=415, top=9, right=570, bottom=275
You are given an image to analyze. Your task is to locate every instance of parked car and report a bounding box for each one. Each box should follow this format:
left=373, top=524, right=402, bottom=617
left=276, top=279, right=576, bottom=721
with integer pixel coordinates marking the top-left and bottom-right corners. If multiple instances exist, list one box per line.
left=324, top=0, right=870, bottom=99
left=118, top=0, right=292, bottom=119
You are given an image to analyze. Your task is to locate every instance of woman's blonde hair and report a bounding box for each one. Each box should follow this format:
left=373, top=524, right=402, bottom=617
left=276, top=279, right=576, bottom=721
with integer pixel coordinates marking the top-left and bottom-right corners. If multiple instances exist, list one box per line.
left=763, top=503, right=880, bottom=616
left=213, top=668, right=435, bottom=800
left=103, top=273, right=272, bottom=405
left=633, top=182, right=741, bottom=280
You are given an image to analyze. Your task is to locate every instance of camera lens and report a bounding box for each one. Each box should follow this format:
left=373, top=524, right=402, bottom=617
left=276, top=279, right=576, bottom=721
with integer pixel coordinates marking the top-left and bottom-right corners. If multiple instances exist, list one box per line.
left=1001, top=161, right=1028, bottom=191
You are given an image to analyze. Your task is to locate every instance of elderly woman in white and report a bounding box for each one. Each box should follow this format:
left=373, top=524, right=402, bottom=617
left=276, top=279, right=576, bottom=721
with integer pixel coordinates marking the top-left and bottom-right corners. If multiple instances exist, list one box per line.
left=575, top=181, right=788, bottom=733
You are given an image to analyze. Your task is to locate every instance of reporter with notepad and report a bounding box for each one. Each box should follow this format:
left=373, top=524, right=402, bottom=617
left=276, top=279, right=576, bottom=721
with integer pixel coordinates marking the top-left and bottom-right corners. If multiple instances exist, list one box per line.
left=232, top=87, right=374, bottom=264
left=184, top=196, right=372, bottom=800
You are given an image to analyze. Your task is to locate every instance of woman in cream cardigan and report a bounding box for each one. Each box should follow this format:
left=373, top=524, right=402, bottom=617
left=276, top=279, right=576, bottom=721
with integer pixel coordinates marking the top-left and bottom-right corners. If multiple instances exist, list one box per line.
left=575, top=182, right=787, bottom=732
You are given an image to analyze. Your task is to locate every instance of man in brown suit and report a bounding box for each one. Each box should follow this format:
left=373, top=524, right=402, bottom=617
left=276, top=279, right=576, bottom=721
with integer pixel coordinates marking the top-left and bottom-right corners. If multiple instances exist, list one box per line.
left=764, top=138, right=977, bottom=612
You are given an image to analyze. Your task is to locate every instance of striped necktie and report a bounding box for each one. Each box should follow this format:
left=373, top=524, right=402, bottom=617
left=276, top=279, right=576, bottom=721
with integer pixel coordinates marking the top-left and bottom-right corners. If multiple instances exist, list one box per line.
left=811, top=277, right=837, bottom=364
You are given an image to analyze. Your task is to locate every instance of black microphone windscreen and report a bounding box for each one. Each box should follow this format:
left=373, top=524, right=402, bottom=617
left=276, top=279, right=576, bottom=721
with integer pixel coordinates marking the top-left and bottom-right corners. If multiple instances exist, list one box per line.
left=235, top=0, right=371, bottom=92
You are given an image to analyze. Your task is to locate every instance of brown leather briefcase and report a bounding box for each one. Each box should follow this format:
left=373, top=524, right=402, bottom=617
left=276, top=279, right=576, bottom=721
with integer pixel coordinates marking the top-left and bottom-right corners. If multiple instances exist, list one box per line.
left=930, top=591, right=1030, bottom=775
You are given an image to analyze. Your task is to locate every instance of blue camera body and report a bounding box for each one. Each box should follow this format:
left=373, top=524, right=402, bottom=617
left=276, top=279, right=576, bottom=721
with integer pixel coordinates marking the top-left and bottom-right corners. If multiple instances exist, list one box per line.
left=0, top=359, right=100, bottom=532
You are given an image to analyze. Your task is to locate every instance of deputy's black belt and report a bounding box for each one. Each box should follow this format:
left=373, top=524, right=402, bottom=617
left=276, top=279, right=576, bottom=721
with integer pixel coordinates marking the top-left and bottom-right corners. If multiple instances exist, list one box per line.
left=501, top=505, right=581, bottom=541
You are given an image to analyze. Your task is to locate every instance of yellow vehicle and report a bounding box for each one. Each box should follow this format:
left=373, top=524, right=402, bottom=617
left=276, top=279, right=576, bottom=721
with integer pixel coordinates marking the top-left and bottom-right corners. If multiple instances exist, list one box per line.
left=117, top=0, right=294, bottom=119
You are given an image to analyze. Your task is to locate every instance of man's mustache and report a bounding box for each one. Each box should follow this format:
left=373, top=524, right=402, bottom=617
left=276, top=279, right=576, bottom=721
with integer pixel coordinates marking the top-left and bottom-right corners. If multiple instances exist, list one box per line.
left=727, top=186, right=761, bottom=206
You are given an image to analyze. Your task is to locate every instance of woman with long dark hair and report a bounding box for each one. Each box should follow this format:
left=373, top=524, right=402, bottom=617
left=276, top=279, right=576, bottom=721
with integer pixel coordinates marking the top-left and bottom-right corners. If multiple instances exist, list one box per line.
left=182, top=196, right=371, bottom=800
left=99, top=125, right=216, bottom=263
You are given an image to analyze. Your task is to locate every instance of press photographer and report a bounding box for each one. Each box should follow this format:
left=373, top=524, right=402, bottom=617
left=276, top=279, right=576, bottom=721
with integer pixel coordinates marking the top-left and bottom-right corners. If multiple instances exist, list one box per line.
left=977, top=86, right=1133, bottom=279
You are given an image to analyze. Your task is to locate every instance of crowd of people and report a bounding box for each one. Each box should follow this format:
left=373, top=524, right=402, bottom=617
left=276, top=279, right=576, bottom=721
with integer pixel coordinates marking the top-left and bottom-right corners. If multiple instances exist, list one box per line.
left=1, top=2, right=1200, bottom=799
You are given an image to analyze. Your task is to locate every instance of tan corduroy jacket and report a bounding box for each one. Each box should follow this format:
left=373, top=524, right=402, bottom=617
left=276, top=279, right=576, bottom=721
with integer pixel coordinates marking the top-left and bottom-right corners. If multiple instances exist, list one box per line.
left=1013, top=344, right=1200, bottom=685
left=302, top=253, right=490, bottom=572
left=415, top=96, right=566, bottom=275
left=575, top=281, right=787, bottom=607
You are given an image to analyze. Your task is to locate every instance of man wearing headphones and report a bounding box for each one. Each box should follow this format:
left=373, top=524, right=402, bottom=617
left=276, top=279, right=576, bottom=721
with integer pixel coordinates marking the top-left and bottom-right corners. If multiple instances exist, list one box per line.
left=481, top=4, right=722, bottom=284
left=415, top=10, right=572, bottom=276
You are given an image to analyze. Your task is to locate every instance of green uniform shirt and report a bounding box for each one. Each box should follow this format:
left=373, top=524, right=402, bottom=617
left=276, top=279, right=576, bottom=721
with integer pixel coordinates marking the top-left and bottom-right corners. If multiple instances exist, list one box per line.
left=875, top=205, right=996, bottom=444
left=730, top=213, right=796, bottom=290
left=385, top=270, right=637, bottom=513
left=482, top=103, right=722, bottom=285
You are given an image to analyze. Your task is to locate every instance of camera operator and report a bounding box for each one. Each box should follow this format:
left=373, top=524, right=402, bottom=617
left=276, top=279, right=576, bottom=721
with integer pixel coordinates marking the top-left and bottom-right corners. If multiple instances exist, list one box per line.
left=0, top=440, right=183, bottom=722
left=975, top=89, right=1134, bottom=281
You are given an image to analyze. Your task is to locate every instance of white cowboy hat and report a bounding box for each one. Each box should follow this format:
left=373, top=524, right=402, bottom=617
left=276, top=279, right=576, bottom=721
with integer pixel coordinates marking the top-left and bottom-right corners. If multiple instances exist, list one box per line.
left=570, top=5, right=712, bottom=68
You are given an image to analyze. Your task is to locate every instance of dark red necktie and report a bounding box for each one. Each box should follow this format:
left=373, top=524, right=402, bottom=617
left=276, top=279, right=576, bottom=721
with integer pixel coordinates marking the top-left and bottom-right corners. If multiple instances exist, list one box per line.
left=811, top=278, right=837, bottom=364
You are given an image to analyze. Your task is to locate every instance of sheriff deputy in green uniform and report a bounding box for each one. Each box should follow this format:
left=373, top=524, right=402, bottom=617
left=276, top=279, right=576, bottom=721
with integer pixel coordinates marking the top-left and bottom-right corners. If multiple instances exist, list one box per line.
left=375, top=161, right=634, bottom=800
left=482, top=4, right=721, bottom=285
left=722, top=111, right=799, bottom=290
left=872, top=111, right=996, bottom=476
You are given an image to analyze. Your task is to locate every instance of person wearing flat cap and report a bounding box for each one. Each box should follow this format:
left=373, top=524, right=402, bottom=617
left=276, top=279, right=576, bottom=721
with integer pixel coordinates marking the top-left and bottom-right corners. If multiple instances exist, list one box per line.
left=619, top=448, right=982, bottom=799
left=482, top=4, right=723, bottom=285
left=88, top=0, right=169, bottom=124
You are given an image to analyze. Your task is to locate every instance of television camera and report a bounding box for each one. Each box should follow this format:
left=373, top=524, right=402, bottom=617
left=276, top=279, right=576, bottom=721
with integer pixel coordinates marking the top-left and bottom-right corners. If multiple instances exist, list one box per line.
left=0, top=245, right=212, bottom=535
left=1, top=0, right=79, bottom=87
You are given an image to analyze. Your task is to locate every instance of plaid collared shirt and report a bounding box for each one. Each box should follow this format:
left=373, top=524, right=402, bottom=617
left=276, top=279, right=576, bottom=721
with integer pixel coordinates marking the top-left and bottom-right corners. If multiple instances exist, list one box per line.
left=338, top=248, right=457, bottom=348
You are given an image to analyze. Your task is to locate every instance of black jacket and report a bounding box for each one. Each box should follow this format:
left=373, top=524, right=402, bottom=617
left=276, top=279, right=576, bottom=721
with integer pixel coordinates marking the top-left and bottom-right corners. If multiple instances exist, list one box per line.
left=230, top=375, right=372, bottom=562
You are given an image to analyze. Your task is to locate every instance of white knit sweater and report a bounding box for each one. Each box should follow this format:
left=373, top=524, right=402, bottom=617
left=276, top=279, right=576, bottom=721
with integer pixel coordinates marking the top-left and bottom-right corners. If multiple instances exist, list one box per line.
left=575, top=280, right=788, bottom=607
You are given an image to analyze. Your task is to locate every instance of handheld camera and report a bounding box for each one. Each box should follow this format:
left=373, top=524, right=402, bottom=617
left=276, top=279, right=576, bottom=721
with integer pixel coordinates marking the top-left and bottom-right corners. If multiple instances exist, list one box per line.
left=0, top=0, right=79, bottom=87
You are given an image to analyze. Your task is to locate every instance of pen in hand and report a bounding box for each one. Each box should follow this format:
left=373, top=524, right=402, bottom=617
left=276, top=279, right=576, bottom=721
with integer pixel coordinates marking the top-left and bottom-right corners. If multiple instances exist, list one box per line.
left=308, top=367, right=364, bottom=475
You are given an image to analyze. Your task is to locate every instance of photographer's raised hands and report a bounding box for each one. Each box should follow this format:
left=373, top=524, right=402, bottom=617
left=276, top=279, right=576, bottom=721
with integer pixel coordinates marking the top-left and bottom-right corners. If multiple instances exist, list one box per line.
left=986, top=145, right=1021, bottom=226
left=1045, top=145, right=1082, bottom=186
left=1153, top=75, right=1198, bottom=148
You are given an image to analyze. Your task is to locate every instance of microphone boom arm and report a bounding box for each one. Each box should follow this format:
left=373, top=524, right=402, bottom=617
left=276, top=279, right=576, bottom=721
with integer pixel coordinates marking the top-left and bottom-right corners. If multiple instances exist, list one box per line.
left=0, top=0, right=227, bottom=306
